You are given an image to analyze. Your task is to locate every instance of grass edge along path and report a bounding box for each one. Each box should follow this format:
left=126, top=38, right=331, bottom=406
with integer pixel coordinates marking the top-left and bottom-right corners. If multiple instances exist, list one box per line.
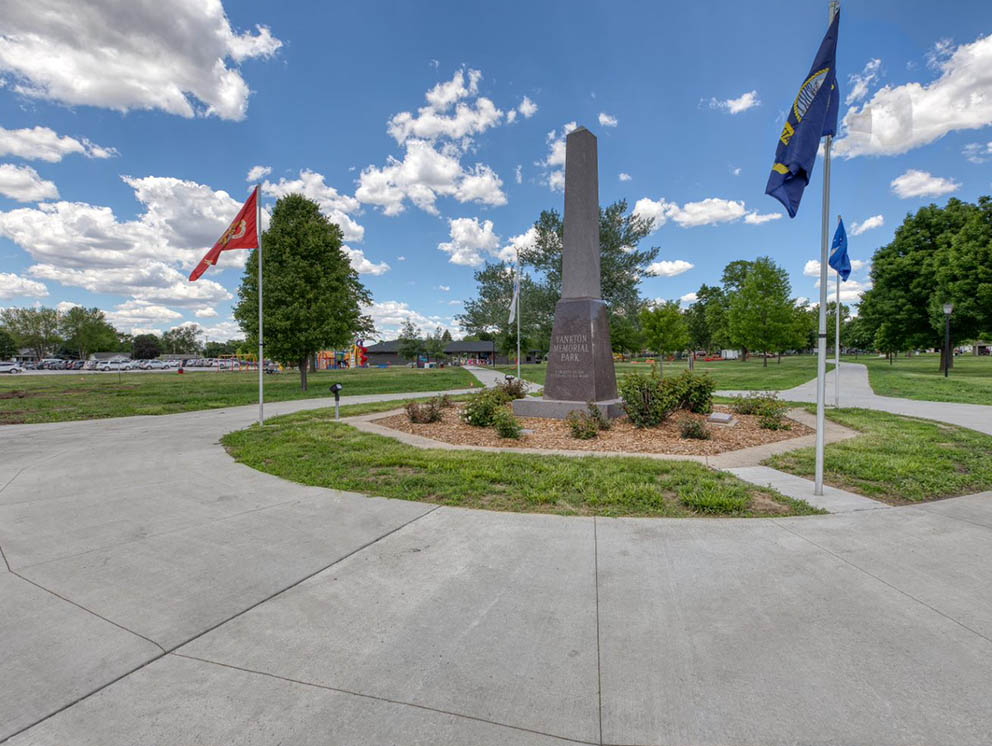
left=222, top=406, right=824, bottom=519
left=765, top=407, right=992, bottom=504
left=849, top=354, right=992, bottom=407
left=498, top=356, right=833, bottom=391
left=0, top=367, right=479, bottom=425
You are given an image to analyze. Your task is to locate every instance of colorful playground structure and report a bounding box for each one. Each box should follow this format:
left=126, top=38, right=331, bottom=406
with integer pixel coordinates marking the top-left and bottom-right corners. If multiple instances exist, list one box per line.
left=316, top=340, right=368, bottom=370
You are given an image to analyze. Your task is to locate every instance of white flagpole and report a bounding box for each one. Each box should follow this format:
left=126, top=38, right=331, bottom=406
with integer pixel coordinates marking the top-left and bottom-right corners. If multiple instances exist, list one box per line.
left=516, top=260, right=521, bottom=380
left=815, top=0, right=839, bottom=496
left=835, top=228, right=841, bottom=407
left=256, top=185, right=264, bottom=426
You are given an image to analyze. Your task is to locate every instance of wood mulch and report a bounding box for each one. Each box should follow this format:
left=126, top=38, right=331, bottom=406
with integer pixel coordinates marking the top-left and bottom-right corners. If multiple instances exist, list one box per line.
left=373, top=403, right=812, bottom=456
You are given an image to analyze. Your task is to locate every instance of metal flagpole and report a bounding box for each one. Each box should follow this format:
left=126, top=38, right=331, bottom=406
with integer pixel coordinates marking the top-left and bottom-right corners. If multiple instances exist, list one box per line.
left=835, top=222, right=841, bottom=407
left=516, top=260, right=521, bottom=380
left=815, top=0, right=839, bottom=495
left=256, top=185, right=264, bottom=425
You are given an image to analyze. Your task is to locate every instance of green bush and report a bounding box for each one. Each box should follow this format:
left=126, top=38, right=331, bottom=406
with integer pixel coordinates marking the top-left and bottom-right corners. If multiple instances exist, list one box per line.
left=497, top=377, right=528, bottom=400
left=567, top=410, right=600, bottom=439
left=670, top=371, right=715, bottom=414
left=619, top=369, right=713, bottom=427
left=585, top=401, right=612, bottom=431
left=405, top=398, right=443, bottom=424
left=679, top=483, right=751, bottom=514
left=678, top=417, right=710, bottom=440
left=618, top=367, right=678, bottom=427
left=491, top=407, right=522, bottom=439
left=460, top=388, right=511, bottom=427
left=730, top=392, right=790, bottom=429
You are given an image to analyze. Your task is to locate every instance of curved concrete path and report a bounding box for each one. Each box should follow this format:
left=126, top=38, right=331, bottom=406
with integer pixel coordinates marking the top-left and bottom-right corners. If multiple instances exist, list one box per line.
left=720, top=360, right=992, bottom=435
left=2, top=387, right=992, bottom=744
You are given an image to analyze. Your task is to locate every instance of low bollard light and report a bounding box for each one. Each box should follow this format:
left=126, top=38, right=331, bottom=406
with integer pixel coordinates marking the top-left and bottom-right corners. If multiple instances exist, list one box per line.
left=330, top=382, right=343, bottom=420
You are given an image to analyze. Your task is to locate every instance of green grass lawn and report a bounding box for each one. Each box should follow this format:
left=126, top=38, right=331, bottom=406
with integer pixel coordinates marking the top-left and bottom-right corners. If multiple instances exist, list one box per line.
left=0, top=366, right=479, bottom=425
left=765, top=407, right=992, bottom=504
left=221, top=406, right=822, bottom=518
left=498, top=355, right=830, bottom=391
left=847, top=353, right=992, bottom=406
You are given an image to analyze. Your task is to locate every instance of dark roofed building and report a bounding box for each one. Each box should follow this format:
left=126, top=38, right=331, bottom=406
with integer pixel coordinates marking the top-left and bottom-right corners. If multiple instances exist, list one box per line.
left=365, top=338, right=508, bottom=367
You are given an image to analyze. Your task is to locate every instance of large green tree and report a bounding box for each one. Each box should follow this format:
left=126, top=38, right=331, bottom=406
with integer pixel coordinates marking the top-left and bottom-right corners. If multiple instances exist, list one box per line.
left=0, top=328, right=17, bottom=359
left=132, top=333, right=163, bottom=360
left=858, top=197, right=989, bottom=369
left=161, top=324, right=203, bottom=355
left=397, top=319, right=425, bottom=363
left=60, top=306, right=118, bottom=359
left=0, top=307, right=61, bottom=360
left=639, top=300, right=688, bottom=376
left=456, top=263, right=554, bottom=355
left=235, top=194, right=373, bottom=390
left=727, top=257, right=795, bottom=367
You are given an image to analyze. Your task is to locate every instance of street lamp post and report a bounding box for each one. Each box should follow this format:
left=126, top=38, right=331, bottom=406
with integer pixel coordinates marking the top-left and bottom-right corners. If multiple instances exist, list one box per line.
left=943, top=302, right=954, bottom=378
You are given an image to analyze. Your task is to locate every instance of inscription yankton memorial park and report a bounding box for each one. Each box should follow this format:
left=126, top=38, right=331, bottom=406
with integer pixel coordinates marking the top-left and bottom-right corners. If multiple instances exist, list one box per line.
left=513, top=126, right=623, bottom=419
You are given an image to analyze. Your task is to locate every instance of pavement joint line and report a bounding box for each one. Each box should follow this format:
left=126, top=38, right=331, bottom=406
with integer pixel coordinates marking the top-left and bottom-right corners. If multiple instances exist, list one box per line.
left=593, top=517, right=604, bottom=746
left=903, top=504, right=992, bottom=534
left=165, top=503, right=444, bottom=655
left=0, top=503, right=446, bottom=744
left=0, top=537, right=10, bottom=573
left=171, top=652, right=599, bottom=746
left=771, top=518, right=992, bottom=648
left=12, top=495, right=309, bottom=573
left=7, top=570, right=167, bottom=653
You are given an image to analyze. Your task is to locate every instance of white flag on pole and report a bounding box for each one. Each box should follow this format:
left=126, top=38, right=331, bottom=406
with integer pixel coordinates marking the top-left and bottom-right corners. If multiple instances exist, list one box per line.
left=508, top=271, right=520, bottom=324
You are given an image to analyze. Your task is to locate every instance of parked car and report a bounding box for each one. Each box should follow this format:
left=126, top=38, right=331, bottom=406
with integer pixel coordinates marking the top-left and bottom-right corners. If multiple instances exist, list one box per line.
left=145, top=360, right=166, bottom=370
left=0, top=362, right=24, bottom=374
left=98, top=360, right=127, bottom=371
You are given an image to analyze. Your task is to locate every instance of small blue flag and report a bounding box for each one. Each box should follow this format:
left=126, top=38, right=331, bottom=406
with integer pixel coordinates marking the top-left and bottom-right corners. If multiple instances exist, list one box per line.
left=765, top=11, right=841, bottom=217
left=829, top=217, right=851, bottom=281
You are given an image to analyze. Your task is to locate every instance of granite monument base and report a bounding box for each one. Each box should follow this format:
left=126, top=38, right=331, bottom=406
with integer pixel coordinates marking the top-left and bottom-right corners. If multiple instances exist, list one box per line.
left=512, top=297, right=621, bottom=420
left=512, top=396, right=624, bottom=420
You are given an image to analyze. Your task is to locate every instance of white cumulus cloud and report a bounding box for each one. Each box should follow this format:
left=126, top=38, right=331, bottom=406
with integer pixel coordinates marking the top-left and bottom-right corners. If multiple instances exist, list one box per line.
left=0, top=126, right=116, bottom=162
left=519, top=96, right=538, bottom=118
left=437, top=217, right=501, bottom=266
left=598, top=112, right=618, bottom=127
left=262, top=169, right=364, bottom=242
left=851, top=215, right=884, bottom=235
left=619, top=172, right=632, bottom=182
left=0, top=272, right=48, bottom=299
left=246, top=165, right=272, bottom=182
left=846, top=58, right=882, bottom=105
left=834, top=34, right=992, bottom=157
left=341, top=246, right=390, bottom=276
left=708, top=90, right=760, bottom=114
left=890, top=169, right=960, bottom=198
left=0, top=0, right=282, bottom=120
left=647, top=260, right=694, bottom=277
left=0, top=163, right=59, bottom=201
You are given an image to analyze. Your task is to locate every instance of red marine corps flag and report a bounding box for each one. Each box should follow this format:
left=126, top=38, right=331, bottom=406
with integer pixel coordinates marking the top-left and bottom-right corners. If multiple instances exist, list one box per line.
left=189, top=186, right=259, bottom=281
left=188, top=184, right=266, bottom=426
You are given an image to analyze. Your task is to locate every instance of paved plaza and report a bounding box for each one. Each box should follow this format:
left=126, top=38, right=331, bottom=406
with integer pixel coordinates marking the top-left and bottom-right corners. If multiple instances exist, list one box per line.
left=2, top=373, right=992, bottom=744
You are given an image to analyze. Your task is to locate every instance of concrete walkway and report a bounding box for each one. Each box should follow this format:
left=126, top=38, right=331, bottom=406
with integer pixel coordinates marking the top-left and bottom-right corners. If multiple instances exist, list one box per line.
left=2, top=386, right=992, bottom=744
left=464, top=364, right=544, bottom=393
left=720, top=360, right=992, bottom=435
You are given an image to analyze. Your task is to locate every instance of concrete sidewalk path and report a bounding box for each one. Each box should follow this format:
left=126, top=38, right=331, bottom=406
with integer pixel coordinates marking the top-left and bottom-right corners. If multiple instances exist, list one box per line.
left=720, top=360, right=992, bottom=435
left=464, top=364, right=544, bottom=393
left=2, top=386, right=992, bottom=744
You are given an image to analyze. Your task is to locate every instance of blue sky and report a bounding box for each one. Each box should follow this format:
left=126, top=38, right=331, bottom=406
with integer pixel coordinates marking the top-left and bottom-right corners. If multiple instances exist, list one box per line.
left=1, top=0, right=991, bottom=340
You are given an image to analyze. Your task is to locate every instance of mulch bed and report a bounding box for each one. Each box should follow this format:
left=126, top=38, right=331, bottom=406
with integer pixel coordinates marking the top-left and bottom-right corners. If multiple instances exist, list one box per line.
left=373, top=404, right=812, bottom=456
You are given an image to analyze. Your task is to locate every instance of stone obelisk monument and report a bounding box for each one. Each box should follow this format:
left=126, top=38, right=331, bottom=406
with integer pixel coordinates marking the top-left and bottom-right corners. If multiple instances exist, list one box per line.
left=513, top=126, right=621, bottom=419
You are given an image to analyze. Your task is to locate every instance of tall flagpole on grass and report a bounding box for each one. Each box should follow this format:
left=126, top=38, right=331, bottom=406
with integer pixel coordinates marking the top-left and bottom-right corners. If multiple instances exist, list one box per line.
left=256, top=185, right=264, bottom=426
left=814, top=0, right=840, bottom=496
left=516, top=259, right=521, bottom=381
left=835, top=218, right=841, bottom=408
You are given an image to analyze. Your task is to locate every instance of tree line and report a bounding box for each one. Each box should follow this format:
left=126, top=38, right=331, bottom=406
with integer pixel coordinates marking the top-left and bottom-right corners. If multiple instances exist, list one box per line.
left=0, top=305, right=245, bottom=362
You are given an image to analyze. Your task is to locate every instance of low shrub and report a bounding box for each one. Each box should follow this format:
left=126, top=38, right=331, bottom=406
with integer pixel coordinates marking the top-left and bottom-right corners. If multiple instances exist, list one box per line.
left=679, top=483, right=751, bottom=514
left=567, top=409, right=600, bottom=439
left=618, top=367, right=678, bottom=428
left=460, top=388, right=511, bottom=427
left=497, top=377, right=529, bottom=400
left=730, top=392, right=790, bottom=430
left=678, top=417, right=710, bottom=440
left=491, top=407, right=522, bottom=439
left=438, top=394, right=454, bottom=408
left=672, top=371, right=715, bottom=414
left=585, top=401, right=612, bottom=431
left=405, top=398, right=443, bottom=424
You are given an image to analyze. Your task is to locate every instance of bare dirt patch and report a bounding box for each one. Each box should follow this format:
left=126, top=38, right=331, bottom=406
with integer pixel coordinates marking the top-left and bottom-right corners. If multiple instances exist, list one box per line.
left=374, top=404, right=812, bottom=456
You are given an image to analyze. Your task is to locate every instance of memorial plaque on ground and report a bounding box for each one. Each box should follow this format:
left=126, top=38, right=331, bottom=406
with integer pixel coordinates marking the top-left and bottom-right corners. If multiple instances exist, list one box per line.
left=513, top=126, right=622, bottom=420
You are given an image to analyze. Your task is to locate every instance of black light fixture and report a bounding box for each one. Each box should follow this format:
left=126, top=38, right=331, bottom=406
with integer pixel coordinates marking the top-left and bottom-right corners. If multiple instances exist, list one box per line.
left=330, top=382, right=343, bottom=419
left=943, top=302, right=954, bottom=378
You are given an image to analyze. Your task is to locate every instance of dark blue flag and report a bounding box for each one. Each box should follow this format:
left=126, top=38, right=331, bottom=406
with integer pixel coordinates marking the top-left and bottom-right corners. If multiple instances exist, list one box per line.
left=829, top=217, right=851, bottom=281
left=765, top=11, right=841, bottom=217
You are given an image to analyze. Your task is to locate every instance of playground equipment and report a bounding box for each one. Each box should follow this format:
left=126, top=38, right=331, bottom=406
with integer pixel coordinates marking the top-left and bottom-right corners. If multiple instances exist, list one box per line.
left=316, top=340, right=368, bottom=370
left=346, top=340, right=368, bottom=369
